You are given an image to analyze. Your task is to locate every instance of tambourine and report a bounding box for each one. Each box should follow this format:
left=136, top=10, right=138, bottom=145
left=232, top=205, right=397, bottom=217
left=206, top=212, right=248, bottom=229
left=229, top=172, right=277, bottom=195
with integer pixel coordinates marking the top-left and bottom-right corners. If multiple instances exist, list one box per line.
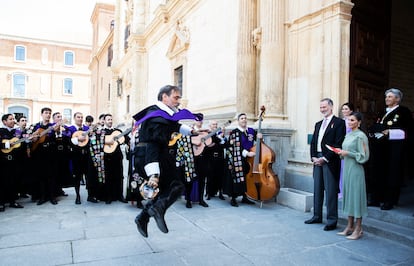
left=139, top=180, right=159, bottom=200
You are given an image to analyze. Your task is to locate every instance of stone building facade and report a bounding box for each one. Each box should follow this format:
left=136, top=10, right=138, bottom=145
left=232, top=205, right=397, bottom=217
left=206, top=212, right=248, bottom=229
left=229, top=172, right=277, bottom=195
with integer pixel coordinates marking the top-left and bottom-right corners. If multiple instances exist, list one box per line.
left=0, top=34, right=91, bottom=124
left=90, top=0, right=414, bottom=202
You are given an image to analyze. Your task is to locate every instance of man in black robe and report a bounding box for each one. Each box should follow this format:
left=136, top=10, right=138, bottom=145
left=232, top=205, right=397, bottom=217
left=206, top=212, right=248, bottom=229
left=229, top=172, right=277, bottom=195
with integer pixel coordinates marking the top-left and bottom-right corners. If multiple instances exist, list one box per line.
left=133, top=85, right=197, bottom=238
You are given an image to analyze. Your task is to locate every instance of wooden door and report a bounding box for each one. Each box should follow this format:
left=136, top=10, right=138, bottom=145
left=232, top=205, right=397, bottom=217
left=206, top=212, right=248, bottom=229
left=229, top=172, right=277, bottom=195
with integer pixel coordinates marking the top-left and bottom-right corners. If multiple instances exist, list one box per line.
left=349, top=0, right=391, bottom=130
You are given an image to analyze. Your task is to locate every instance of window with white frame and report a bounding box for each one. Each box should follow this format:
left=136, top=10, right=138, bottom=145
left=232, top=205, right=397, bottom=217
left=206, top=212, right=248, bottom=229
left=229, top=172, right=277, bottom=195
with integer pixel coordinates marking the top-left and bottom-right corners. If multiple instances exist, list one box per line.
left=64, top=51, right=74, bottom=66
left=63, top=108, right=72, bottom=124
left=13, top=73, right=26, bottom=97
left=15, top=45, right=26, bottom=62
left=63, top=78, right=73, bottom=95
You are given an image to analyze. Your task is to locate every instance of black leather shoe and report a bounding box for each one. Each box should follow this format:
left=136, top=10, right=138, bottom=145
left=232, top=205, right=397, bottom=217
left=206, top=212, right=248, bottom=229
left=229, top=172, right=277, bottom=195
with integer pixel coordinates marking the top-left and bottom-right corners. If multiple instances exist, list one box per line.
left=230, top=198, right=239, bottom=207
left=324, top=224, right=337, bottom=231
left=75, top=196, right=81, bottom=204
left=9, top=202, right=24, bottom=208
left=37, top=199, right=47, bottom=205
left=381, top=203, right=393, bottom=210
left=0, top=205, right=5, bottom=212
left=186, top=201, right=192, bottom=208
left=105, top=200, right=112, bottom=204
left=206, top=195, right=211, bottom=200
left=304, top=217, right=322, bottom=224
left=119, top=197, right=128, bottom=203
left=219, top=194, right=225, bottom=200
left=87, top=196, right=98, bottom=203
left=148, top=205, right=168, bottom=233
left=134, top=213, right=149, bottom=238
left=241, top=197, right=255, bottom=205
left=199, top=201, right=209, bottom=207
left=50, top=199, right=58, bottom=205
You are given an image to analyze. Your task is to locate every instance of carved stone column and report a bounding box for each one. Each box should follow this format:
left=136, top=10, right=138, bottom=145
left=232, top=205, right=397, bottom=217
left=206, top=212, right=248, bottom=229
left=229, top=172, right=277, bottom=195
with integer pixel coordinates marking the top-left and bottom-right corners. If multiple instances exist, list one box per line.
left=236, top=0, right=257, bottom=120
left=132, top=0, right=145, bottom=34
left=258, top=0, right=286, bottom=124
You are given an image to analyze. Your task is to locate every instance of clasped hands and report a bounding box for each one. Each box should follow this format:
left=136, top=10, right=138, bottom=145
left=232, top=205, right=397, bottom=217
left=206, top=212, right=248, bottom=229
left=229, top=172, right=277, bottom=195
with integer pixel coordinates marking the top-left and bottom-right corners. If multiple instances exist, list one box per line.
left=312, top=157, right=325, bottom=166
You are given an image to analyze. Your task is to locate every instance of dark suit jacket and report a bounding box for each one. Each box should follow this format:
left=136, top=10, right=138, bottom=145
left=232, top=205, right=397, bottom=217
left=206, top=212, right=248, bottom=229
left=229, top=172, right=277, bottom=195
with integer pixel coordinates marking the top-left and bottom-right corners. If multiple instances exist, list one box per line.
left=310, top=116, right=346, bottom=180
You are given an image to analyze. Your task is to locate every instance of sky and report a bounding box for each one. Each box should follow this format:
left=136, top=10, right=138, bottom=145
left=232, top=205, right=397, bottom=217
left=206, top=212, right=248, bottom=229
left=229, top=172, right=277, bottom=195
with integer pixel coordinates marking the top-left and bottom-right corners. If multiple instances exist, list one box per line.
left=0, top=0, right=114, bottom=45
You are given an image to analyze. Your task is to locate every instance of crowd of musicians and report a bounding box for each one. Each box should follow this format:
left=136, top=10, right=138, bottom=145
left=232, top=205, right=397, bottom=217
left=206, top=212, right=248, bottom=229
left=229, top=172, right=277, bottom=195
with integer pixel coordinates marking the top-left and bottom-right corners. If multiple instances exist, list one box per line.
left=0, top=106, right=261, bottom=212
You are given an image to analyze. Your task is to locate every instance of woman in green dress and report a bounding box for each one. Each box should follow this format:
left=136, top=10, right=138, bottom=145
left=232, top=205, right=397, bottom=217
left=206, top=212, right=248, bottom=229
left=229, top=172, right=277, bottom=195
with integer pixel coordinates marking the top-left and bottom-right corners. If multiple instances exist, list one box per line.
left=337, top=112, right=370, bottom=240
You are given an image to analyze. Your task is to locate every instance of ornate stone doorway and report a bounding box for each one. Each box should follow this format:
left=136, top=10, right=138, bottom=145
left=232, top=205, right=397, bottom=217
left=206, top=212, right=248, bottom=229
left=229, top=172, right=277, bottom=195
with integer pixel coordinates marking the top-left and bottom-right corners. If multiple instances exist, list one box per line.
left=349, top=0, right=414, bottom=213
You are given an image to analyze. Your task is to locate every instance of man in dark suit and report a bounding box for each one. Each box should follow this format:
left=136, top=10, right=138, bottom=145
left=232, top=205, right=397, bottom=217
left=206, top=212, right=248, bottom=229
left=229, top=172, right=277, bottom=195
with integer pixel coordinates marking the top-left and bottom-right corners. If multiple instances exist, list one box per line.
left=305, top=98, right=346, bottom=231
left=368, top=88, right=413, bottom=210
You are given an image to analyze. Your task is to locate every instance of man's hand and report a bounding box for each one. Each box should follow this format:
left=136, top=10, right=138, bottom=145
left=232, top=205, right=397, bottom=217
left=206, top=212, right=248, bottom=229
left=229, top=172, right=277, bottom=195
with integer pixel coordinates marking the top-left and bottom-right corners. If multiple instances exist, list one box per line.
left=312, top=157, right=325, bottom=166
left=148, top=174, right=159, bottom=188
left=247, top=151, right=255, bottom=157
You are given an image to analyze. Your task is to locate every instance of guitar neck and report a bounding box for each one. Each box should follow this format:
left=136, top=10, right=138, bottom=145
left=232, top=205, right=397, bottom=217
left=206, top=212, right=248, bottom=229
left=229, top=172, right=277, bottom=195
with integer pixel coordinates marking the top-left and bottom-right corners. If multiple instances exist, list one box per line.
left=203, top=128, right=220, bottom=140
left=201, top=120, right=231, bottom=142
left=113, top=127, right=132, bottom=140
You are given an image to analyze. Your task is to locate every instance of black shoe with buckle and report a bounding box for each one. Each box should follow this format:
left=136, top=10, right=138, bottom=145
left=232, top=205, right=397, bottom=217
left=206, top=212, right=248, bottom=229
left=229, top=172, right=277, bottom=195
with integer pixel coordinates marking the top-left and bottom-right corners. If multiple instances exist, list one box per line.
left=186, top=201, right=192, bottom=208
left=148, top=205, right=168, bottom=233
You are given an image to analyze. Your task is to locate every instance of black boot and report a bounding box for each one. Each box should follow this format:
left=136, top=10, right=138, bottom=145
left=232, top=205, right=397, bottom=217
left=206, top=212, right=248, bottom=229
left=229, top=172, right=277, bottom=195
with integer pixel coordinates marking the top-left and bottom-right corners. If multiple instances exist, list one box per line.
left=230, top=197, right=239, bottom=207
left=134, top=211, right=150, bottom=238
left=199, top=200, right=209, bottom=207
left=147, top=203, right=168, bottom=233
left=75, top=195, right=81, bottom=204
left=186, top=200, right=192, bottom=208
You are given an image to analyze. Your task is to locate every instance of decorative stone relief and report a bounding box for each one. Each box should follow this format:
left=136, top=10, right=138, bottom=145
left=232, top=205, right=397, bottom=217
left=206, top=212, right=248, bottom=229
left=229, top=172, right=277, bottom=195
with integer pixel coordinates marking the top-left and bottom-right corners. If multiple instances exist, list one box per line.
left=166, top=20, right=190, bottom=59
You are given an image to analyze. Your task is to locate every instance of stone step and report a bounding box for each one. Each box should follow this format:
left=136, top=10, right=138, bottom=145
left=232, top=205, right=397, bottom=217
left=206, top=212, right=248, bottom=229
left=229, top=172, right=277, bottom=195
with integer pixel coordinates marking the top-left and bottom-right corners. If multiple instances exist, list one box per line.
left=338, top=203, right=414, bottom=248
left=338, top=214, right=414, bottom=248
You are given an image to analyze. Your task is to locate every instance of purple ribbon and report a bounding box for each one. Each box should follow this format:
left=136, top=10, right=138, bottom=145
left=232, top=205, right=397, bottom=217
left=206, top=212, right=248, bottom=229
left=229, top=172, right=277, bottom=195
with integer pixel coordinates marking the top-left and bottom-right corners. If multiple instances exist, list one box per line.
left=134, top=108, right=197, bottom=127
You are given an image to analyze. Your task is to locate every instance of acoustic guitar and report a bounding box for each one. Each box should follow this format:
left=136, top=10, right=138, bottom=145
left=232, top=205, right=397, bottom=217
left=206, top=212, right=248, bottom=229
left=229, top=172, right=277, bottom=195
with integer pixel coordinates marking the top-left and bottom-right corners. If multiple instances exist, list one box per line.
left=30, top=126, right=55, bottom=152
left=71, top=124, right=98, bottom=147
left=30, top=119, right=68, bottom=152
left=168, top=132, right=182, bottom=147
left=1, top=137, right=30, bottom=154
left=191, top=120, right=231, bottom=156
left=104, top=127, right=132, bottom=153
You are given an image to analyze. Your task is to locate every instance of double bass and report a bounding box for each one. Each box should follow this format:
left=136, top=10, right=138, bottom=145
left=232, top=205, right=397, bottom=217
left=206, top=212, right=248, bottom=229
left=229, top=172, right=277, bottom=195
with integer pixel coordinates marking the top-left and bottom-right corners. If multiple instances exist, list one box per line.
left=245, top=106, right=280, bottom=204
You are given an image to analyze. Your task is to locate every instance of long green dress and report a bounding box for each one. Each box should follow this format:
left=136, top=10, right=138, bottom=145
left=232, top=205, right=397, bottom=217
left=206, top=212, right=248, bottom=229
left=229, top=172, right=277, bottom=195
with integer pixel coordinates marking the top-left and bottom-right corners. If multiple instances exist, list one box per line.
left=341, top=129, right=370, bottom=218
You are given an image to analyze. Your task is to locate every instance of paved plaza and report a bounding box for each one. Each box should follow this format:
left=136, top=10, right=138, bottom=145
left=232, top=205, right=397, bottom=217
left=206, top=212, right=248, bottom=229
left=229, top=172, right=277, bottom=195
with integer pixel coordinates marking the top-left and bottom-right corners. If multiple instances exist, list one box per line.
left=0, top=186, right=413, bottom=266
